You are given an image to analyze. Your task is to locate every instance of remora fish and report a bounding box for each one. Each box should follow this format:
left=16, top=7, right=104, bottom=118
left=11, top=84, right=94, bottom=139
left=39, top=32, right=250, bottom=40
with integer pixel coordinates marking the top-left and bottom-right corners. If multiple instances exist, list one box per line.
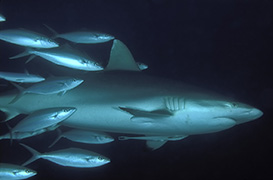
left=0, top=14, right=6, bottom=22
left=10, top=107, right=76, bottom=133
left=0, top=71, right=45, bottom=83
left=0, top=29, right=59, bottom=48
left=10, top=45, right=104, bottom=71
left=0, top=39, right=263, bottom=150
left=49, top=129, right=114, bottom=148
left=9, top=77, right=84, bottom=104
left=0, top=163, right=36, bottom=180
left=20, top=143, right=110, bottom=168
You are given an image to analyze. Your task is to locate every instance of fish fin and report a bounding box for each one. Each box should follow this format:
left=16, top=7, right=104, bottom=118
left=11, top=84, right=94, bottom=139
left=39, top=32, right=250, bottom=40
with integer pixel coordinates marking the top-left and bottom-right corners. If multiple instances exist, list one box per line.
left=0, top=107, right=20, bottom=122
left=5, top=122, right=14, bottom=145
left=43, top=24, right=58, bottom=37
left=25, top=55, right=36, bottom=64
left=105, top=39, right=140, bottom=71
left=20, top=143, right=41, bottom=166
left=9, top=83, right=25, bottom=104
left=119, top=107, right=173, bottom=121
left=57, top=91, right=66, bottom=96
left=146, top=140, right=167, bottom=151
left=9, top=48, right=32, bottom=60
left=48, top=128, right=62, bottom=148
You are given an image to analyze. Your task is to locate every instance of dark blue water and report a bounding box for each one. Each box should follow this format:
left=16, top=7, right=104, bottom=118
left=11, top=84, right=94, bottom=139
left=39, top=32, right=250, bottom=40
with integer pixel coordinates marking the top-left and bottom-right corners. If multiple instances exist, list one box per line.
left=0, top=0, right=272, bottom=179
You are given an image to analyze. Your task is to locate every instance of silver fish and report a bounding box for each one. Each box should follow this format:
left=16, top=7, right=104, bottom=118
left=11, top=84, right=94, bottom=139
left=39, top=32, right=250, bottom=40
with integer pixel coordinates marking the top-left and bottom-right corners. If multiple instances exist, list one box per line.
left=11, top=107, right=76, bottom=133
left=0, top=29, right=59, bottom=48
left=49, top=129, right=114, bottom=148
left=0, top=14, right=6, bottom=22
left=10, top=46, right=104, bottom=71
left=21, top=143, right=110, bottom=168
left=0, top=163, right=36, bottom=180
left=55, top=31, right=115, bottom=44
left=10, top=77, right=84, bottom=104
left=0, top=71, right=45, bottom=83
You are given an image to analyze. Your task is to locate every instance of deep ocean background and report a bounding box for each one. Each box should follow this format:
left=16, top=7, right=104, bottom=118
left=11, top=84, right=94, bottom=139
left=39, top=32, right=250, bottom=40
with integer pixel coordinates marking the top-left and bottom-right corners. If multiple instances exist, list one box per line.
left=0, top=0, right=272, bottom=179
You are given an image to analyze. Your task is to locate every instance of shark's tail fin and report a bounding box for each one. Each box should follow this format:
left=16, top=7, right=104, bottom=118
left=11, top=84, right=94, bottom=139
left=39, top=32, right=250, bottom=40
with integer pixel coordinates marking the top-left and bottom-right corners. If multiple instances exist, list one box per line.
left=9, top=83, right=25, bottom=104
left=20, top=143, right=42, bottom=166
left=48, top=128, right=62, bottom=148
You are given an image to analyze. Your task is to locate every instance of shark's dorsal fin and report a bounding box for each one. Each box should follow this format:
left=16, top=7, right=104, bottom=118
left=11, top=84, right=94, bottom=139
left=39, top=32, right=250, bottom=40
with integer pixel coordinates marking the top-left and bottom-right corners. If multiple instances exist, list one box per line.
left=105, top=39, right=140, bottom=71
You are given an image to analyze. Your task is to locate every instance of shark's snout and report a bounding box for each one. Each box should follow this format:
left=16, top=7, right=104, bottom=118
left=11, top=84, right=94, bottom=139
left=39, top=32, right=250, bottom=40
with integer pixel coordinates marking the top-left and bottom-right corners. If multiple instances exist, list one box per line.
left=235, top=107, right=263, bottom=124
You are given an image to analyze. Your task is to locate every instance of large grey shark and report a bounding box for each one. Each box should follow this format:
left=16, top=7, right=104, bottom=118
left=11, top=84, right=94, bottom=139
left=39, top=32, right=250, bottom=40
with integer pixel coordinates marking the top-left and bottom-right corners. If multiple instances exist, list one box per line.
left=0, top=39, right=263, bottom=149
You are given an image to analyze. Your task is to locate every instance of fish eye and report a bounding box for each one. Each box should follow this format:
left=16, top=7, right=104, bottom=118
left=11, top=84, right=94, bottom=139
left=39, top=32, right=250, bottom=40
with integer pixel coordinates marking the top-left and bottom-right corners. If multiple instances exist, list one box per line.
left=12, top=170, right=19, bottom=175
left=64, top=108, right=71, bottom=112
left=51, top=112, right=59, bottom=118
left=98, top=156, right=104, bottom=160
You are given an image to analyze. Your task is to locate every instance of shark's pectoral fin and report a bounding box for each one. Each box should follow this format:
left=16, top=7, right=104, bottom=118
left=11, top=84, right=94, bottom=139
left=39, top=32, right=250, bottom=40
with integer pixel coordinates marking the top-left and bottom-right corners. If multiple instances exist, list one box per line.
left=119, top=107, right=173, bottom=122
left=146, top=140, right=167, bottom=151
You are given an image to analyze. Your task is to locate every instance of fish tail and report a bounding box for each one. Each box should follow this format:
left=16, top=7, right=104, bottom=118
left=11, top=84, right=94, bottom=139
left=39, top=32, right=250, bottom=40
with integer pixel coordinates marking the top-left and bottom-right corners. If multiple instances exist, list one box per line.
left=0, top=106, right=20, bottom=122
left=48, top=128, right=62, bottom=148
left=9, top=83, right=25, bottom=104
left=9, top=48, right=32, bottom=60
left=20, top=143, right=41, bottom=166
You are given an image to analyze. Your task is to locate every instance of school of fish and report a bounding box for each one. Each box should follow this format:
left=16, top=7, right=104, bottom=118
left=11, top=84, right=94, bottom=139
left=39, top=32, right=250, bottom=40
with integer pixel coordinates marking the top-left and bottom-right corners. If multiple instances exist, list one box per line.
left=0, top=13, right=118, bottom=180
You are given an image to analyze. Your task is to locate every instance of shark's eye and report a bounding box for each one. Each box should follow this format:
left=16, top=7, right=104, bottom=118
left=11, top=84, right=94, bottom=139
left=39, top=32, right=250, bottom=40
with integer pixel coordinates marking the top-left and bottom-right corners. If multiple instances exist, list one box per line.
left=225, top=102, right=238, bottom=108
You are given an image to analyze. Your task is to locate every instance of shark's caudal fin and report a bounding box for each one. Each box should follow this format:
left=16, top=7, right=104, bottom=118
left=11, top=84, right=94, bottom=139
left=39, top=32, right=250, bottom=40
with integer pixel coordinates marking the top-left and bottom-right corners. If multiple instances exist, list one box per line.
left=9, top=83, right=25, bottom=104
left=20, top=143, right=42, bottom=166
left=105, top=39, right=140, bottom=71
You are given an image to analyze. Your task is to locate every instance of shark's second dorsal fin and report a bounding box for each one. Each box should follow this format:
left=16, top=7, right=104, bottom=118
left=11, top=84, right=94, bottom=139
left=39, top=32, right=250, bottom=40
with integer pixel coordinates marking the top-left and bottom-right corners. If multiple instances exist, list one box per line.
left=105, top=39, right=140, bottom=71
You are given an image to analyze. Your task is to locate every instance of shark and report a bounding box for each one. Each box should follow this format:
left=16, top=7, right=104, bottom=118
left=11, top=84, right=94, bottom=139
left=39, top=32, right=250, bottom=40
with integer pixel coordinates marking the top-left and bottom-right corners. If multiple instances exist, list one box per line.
left=0, top=39, right=263, bottom=150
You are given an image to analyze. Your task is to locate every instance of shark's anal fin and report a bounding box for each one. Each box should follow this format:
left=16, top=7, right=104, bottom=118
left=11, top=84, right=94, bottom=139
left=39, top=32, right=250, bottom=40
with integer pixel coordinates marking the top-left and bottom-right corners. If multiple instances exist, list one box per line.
left=119, top=107, right=173, bottom=122
left=105, top=39, right=140, bottom=71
